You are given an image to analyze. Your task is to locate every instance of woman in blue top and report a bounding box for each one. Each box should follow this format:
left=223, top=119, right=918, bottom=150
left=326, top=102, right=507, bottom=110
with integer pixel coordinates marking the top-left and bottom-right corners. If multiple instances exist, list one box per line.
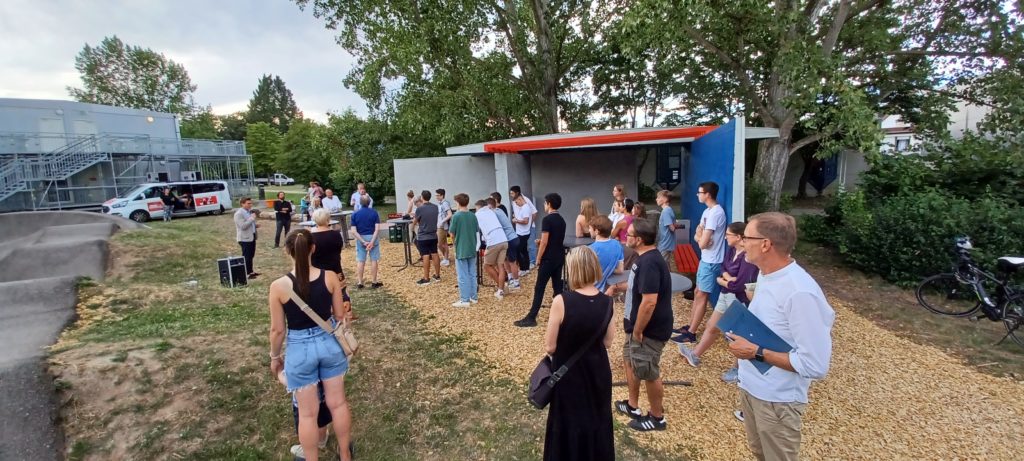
left=268, top=229, right=353, bottom=461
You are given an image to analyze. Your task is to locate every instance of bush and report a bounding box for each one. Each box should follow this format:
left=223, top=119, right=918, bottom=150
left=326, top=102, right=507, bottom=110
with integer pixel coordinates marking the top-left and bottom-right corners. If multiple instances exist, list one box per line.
left=746, top=178, right=791, bottom=216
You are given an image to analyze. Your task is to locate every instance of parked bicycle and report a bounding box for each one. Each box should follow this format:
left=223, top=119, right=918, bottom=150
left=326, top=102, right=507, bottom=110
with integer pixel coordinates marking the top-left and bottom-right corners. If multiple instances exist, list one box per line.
left=916, top=236, right=1024, bottom=348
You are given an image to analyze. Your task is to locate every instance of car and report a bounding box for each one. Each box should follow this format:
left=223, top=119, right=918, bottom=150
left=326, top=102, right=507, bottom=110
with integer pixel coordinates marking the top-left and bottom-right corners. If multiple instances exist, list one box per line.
left=103, top=181, right=233, bottom=222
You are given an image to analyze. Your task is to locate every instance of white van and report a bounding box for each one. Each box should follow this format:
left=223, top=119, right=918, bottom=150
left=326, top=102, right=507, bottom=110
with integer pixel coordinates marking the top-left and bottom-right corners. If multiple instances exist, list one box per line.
left=103, top=181, right=233, bottom=222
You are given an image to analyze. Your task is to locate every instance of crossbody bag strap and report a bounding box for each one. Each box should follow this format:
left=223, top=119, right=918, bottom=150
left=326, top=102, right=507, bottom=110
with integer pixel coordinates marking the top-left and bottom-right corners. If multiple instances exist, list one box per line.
left=550, top=295, right=614, bottom=383
left=285, top=273, right=337, bottom=334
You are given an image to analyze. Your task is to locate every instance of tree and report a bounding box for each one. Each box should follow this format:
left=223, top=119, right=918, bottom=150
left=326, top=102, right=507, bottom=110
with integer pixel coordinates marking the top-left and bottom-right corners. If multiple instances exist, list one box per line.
left=67, top=35, right=197, bottom=115
left=321, top=110, right=395, bottom=200
left=216, top=112, right=248, bottom=141
left=179, top=106, right=220, bottom=139
left=246, top=122, right=283, bottom=176
left=620, top=0, right=1021, bottom=209
left=295, top=0, right=619, bottom=136
left=246, top=75, right=300, bottom=133
left=276, top=119, right=335, bottom=185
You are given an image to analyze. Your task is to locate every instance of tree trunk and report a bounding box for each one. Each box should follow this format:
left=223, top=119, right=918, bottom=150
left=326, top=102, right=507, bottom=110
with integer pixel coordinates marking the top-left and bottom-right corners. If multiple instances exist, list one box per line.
left=529, top=0, right=559, bottom=133
left=796, top=149, right=815, bottom=199
left=753, top=135, right=792, bottom=211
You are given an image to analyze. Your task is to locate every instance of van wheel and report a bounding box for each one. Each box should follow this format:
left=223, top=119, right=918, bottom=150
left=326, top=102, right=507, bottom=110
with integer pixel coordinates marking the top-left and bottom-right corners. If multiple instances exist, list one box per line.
left=129, top=210, right=149, bottom=223
left=215, top=205, right=225, bottom=215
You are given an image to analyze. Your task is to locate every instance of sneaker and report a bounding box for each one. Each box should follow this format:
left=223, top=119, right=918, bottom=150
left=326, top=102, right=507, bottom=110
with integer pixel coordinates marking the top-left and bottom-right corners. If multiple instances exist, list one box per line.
left=432, top=275, right=441, bottom=283
left=508, top=279, right=521, bottom=289
left=513, top=317, right=537, bottom=327
left=734, top=410, right=745, bottom=422
left=371, top=282, right=384, bottom=289
left=289, top=436, right=329, bottom=458
left=416, top=278, right=431, bottom=286
left=671, top=324, right=690, bottom=334
left=721, top=367, right=739, bottom=383
left=628, top=413, right=667, bottom=432
left=670, top=331, right=697, bottom=344
left=451, top=300, right=471, bottom=308
left=518, top=270, right=529, bottom=277
left=678, top=343, right=701, bottom=367
left=614, top=400, right=643, bottom=420
left=470, top=298, right=478, bottom=304
left=440, top=258, right=450, bottom=266
left=494, top=289, right=504, bottom=300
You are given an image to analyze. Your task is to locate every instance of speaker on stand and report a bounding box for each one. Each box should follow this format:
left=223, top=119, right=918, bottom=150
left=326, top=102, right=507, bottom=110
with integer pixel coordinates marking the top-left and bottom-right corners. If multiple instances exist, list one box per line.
left=218, top=256, right=247, bottom=287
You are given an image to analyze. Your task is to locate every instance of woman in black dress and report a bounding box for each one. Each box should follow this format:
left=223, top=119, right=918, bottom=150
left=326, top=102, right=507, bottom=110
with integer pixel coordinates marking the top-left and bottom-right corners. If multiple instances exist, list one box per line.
left=542, top=246, right=616, bottom=461
left=309, top=209, right=353, bottom=320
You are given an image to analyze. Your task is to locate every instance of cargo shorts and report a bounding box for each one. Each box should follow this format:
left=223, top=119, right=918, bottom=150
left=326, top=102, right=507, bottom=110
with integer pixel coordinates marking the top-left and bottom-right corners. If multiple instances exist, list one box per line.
left=623, top=335, right=667, bottom=381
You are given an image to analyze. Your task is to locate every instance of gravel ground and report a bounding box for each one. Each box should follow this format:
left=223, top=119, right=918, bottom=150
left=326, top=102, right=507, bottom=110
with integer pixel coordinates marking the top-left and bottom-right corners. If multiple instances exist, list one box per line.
left=365, top=241, right=1024, bottom=460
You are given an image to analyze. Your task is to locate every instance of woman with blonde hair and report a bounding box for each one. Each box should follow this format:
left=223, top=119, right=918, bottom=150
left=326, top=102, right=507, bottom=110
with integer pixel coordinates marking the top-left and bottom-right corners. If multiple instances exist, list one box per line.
left=268, top=228, right=353, bottom=461
left=575, top=197, right=599, bottom=238
left=541, top=246, right=616, bottom=460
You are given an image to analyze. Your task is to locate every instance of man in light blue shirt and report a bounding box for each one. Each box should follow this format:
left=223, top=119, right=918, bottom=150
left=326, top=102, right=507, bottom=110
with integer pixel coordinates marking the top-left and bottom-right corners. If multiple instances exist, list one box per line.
left=725, top=212, right=834, bottom=461
left=672, top=181, right=727, bottom=344
left=655, top=190, right=677, bottom=272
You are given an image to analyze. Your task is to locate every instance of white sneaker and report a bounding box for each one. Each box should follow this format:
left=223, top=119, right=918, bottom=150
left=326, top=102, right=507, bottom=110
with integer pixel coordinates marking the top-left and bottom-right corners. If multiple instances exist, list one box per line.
left=470, top=298, right=479, bottom=304
left=290, top=435, right=329, bottom=458
left=508, top=279, right=520, bottom=289
left=451, top=300, right=471, bottom=308
left=494, top=289, right=504, bottom=300
left=518, top=270, right=529, bottom=277
left=440, top=258, right=450, bottom=266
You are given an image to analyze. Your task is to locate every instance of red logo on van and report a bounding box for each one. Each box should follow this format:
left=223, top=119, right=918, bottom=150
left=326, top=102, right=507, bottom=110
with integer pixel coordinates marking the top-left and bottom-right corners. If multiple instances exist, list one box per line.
left=195, top=196, right=218, bottom=207
left=148, top=201, right=164, bottom=212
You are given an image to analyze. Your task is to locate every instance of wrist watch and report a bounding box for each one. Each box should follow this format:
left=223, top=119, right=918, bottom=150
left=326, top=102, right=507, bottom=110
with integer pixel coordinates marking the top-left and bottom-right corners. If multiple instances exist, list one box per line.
left=754, top=346, right=765, bottom=362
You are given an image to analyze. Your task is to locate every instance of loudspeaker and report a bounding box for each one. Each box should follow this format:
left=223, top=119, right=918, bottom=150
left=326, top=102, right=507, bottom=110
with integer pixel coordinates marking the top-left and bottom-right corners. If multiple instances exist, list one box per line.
left=218, top=256, right=247, bottom=287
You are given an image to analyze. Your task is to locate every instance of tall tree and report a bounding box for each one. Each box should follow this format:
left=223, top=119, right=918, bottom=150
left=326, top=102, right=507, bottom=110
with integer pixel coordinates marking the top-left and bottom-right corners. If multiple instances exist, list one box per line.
left=216, top=112, right=248, bottom=141
left=246, top=75, right=300, bottom=133
left=67, top=35, right=197, bottom=115
left=276, top=119, right=336, bottom=185
left=295, top=0, right=617, bottom=135
left=179, top=106, right=220, bottom=139
left=245, top=122, right=283, bottom=176
left=621, top=0, right=1021, bottom=209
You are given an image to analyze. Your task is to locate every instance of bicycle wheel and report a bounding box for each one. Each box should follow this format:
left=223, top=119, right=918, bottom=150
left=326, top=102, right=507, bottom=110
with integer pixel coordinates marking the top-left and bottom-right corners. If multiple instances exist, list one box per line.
left=916, top=273, right=981, bottom=317
left=1002, top=299, right=1024, bottom=349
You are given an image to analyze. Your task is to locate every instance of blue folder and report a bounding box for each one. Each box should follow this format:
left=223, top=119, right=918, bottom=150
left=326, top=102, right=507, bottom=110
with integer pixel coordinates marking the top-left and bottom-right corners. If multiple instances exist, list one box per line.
left=718, top=300, right=793, bottom=374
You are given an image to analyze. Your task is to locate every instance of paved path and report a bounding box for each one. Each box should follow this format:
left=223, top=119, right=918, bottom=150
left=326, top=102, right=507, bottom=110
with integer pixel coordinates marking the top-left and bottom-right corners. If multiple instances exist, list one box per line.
left=0, top=212, right=139, bottom=460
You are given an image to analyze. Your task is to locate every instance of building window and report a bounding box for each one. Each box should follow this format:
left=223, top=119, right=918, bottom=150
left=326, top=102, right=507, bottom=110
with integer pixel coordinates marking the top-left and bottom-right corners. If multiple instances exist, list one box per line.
left=895, top=138, right=911, bottom=152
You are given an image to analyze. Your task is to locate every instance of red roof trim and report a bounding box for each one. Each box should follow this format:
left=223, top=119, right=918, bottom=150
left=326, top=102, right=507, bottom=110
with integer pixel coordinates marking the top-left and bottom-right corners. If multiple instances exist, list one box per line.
left=482, top=126, right=719, bottom=154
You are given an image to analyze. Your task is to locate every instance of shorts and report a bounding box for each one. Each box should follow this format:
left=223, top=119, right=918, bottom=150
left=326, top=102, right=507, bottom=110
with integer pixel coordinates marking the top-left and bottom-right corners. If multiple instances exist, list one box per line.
left=284, top=323, right=349, bottom=393
left=623, top=335, right=666, bottom=381
left=661, top=250, right=677, bottom=272
left=416, top=238, right=438, bottom=257
left=437, top=228, right=448, bottom=245
left=714, top=292, right=739, bottom=314
left=355, top=234, right=381, bottom=262
left=484, top=241, right=508, bottom=266
left=505, top=237, right=519, bottom=262
left=696, top=261, right=722, bottom=293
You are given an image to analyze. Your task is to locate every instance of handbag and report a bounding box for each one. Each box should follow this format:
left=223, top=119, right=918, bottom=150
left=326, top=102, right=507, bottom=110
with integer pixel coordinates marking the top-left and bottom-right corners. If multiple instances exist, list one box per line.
left=528, top=296, right=613, bottom=409
left=285, top=274, right=358, bottom=358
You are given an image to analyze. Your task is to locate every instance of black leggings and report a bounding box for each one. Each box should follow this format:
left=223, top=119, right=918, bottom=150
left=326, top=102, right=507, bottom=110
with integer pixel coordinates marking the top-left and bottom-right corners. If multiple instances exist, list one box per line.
left=526, top=258, right=564, bottom=320
left=516, top=234, right=531, bottom=271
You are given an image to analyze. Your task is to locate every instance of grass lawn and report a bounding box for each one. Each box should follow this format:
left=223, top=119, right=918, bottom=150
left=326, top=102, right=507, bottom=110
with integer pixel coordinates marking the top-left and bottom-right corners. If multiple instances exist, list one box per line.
left=51, top=215, right=677, bottom=460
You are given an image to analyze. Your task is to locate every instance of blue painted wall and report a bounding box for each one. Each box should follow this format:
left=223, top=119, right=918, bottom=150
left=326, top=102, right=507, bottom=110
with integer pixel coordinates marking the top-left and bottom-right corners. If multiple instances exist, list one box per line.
left=682, top=118, right=736, bottom=248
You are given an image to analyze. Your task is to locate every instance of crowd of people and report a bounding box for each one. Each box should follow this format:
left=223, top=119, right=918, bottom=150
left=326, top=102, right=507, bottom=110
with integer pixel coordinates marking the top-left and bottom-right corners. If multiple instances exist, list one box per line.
left=251, top=179, right=835, bottom=461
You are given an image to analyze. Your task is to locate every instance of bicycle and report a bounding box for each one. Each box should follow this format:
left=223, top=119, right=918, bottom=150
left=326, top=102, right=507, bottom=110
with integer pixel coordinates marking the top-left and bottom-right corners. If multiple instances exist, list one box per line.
left=916, top=236, right=1024, bottom=348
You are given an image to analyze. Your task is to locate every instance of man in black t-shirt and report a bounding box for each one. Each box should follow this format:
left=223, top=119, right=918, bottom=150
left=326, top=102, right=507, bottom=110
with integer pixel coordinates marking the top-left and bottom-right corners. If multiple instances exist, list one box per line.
left=514, top=193, right=566, bottom=327
left=273, top=191, right=293, bottom=248
left=611, top=218, right=673, bottom=432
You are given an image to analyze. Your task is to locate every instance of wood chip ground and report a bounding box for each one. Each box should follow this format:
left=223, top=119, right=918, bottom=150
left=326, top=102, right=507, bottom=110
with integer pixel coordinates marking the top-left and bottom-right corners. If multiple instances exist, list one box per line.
left=362, top=241, right=1024, bottom=460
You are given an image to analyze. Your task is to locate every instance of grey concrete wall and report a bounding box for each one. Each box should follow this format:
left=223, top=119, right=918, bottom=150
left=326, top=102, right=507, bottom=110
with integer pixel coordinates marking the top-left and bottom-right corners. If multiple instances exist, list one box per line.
left=529, top=149, right=638, bottom=218
left=394, top=155, right=497, bottom=207
left=495, top=153, right=532, bottom=201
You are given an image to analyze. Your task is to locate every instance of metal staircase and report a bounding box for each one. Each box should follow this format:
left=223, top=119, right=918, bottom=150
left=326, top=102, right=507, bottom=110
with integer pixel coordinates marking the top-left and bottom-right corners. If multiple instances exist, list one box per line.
left=0, top=136, right=109, bottom=206
left=0, top=158, right=24, bottom=203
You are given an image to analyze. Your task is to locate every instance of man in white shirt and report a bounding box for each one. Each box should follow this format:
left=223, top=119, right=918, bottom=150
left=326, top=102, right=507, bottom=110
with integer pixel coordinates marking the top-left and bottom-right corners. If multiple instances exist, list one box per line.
left=725, top=212, right=835, bottom=461
left=475, top=199, right=509, bottom=298
left=349, top=182, right=374, bottom=211
left=672, top=181, right=727, bottom=344
left=509, top=185, right=536, bottom=276
left=322, top=189, right=343, bottom=213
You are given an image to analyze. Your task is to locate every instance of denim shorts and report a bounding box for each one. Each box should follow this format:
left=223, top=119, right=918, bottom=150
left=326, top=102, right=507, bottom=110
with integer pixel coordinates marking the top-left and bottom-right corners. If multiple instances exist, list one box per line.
left=714, top=292, right=738, bottom=314
left=284, top=323, right=349, bottom=393
left=355, top=234, right=381, bottom=262
left=696, top=261, right=722, bottom=293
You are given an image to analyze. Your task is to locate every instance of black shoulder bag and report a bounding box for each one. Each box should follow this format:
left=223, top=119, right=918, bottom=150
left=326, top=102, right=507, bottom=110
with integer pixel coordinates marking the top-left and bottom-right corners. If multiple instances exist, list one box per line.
left=528, top=297, right=613, bottom=409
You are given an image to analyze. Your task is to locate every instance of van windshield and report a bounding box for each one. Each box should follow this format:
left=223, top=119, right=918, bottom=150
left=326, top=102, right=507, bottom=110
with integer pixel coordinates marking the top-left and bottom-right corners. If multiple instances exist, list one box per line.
left=118, top=186, right=148, bottom=199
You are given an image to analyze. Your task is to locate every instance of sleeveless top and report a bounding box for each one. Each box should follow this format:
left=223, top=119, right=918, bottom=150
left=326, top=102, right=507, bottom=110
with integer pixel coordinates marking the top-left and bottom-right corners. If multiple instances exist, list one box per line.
left=283, top=270, right=333, bottom=330
left=311, top=230, right=344, bottom=274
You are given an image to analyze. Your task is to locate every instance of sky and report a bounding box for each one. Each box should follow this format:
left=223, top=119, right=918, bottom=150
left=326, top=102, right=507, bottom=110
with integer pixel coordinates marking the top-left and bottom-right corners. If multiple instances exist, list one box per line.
left=0, top=0, right=367, bottom=122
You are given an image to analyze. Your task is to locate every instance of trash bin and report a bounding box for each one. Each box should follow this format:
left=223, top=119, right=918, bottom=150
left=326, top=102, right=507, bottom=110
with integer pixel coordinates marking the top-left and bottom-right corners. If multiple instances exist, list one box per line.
left=258, top=185, right=265, bottom=200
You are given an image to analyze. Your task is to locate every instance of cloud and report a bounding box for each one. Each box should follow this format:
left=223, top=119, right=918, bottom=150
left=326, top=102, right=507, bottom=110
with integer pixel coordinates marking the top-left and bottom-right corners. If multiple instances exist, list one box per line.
left=0, top=0, right=366, bottom=123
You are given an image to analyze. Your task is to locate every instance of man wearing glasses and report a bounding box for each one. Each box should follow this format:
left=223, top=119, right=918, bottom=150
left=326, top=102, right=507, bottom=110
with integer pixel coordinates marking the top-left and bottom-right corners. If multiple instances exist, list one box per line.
left=672, top=182, right=727, bottom=343
left=612, top=219, right=673, bottom=431
left=725, top=212, right=835, bottom=461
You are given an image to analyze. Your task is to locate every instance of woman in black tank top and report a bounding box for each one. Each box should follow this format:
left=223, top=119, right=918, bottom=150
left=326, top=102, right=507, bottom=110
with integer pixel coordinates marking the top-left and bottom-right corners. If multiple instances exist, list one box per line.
left=268, top=228, right=354, bottom=461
